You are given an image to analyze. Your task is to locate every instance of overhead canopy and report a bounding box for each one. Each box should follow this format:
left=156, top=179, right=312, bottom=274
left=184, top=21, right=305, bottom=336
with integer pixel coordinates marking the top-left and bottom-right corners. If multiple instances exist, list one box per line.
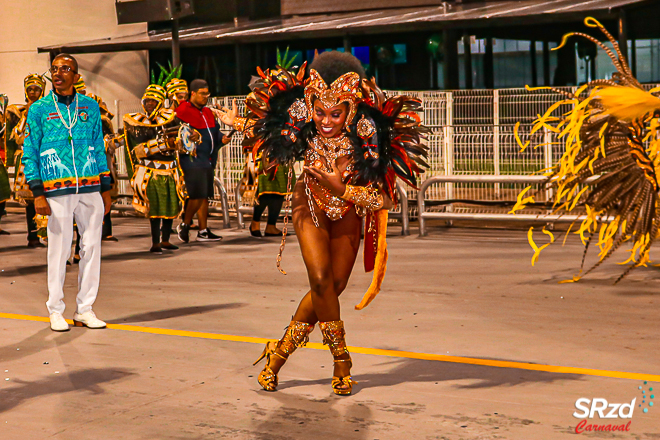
left=39, top=0, right=650, bottom=54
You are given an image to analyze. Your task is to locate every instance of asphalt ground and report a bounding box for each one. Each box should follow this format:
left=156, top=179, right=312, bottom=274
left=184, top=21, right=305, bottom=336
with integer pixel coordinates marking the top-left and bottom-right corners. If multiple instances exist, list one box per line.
left=0, top=208, right=658, bottom=440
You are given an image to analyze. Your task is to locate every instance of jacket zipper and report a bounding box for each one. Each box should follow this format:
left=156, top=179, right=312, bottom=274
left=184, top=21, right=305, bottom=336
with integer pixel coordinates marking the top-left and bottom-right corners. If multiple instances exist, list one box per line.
left=66, top=102, right=79, bottom=193
left=199, top=106, right=214, bottom=155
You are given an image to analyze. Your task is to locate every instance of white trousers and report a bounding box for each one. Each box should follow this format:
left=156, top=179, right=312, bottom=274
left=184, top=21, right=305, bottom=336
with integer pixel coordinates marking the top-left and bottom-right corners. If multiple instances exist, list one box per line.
left=46, top=192, right=104, bottom=315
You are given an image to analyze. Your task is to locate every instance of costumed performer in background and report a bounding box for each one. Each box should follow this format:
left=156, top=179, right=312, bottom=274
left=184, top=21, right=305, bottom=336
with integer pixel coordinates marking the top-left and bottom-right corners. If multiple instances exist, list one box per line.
left=166, top=77, right=188, bottom=110
left=7, top=74, right=47, bottom=247
left=124, top=83, right=188, bottom=254
left=0, top=94, right=10, bottom=234
left=249, top=157, right=294, bottom=238
left=75, top=76, right=120, bottom=241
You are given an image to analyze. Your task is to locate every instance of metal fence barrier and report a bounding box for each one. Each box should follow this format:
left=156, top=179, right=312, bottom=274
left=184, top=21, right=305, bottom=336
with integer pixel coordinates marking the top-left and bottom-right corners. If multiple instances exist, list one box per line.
left=417, top=175, right=600, bottom=237
left=211, top=177, right=231, bottom=229
left=233, top=183, right=291, bottom=229
left=112, top=83, right=660, bottom=231
left=393, top=183, right=409, bottom=236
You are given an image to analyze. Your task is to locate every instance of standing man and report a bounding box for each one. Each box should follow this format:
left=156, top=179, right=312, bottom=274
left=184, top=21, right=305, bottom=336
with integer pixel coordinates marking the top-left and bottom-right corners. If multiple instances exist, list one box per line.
left=176, top=79, right=230, bottom=242
left=22, top=54, right=112, bottom=332
left=7, top=74, right=47, bottom=247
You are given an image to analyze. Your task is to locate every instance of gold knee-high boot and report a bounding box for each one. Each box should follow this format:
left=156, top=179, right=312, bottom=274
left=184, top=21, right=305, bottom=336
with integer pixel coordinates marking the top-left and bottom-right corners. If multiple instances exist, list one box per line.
left=254, top=320, right=314, bottom=391
left=319, top=320, right=357, bottom=395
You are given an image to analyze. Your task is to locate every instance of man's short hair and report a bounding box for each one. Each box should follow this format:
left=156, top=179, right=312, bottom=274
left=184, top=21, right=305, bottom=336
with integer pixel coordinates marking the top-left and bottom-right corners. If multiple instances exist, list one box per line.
left=53, top=53, right=79, bottom=73
left=190, top=79, right=209, bottom=93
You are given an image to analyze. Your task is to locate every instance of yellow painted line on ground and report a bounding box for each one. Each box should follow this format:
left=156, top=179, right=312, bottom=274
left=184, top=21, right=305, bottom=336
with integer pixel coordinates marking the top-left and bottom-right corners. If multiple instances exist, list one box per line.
left=2, top=312, right=658, bottom=382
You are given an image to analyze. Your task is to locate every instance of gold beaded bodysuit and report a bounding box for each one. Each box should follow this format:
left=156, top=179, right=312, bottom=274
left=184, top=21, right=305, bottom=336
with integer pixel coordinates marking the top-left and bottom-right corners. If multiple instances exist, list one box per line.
left=304, top=135, right=354, bottom=220
left=304, top=134, right=384, bottom=221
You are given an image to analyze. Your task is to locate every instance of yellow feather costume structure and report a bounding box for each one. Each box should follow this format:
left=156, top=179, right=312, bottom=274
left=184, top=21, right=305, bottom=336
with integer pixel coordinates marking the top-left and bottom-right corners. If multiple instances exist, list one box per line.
left=511, top=17, right=660, bottom=283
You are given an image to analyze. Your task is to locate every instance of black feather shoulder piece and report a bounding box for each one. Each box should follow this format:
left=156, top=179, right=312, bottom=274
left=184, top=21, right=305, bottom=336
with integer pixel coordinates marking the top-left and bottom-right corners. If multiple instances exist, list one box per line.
left=241, top=64, right=311, bottom=170
left=345, top=79, right=430, bottom=201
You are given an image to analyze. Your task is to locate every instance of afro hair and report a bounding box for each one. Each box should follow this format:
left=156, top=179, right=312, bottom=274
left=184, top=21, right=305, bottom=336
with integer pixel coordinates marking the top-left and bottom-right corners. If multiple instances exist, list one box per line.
left=309, top=50, right=366, bottom=84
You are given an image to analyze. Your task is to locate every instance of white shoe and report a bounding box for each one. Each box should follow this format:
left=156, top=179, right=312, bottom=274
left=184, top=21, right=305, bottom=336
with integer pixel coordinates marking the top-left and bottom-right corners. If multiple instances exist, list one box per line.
left=49, top=312, right=70, bottom=332
left=72, top=310, right=106, bottom=329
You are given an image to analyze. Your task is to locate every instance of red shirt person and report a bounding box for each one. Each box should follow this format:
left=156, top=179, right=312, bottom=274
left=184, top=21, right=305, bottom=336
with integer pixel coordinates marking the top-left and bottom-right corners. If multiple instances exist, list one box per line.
left=175, top=79, right=231, bottom=243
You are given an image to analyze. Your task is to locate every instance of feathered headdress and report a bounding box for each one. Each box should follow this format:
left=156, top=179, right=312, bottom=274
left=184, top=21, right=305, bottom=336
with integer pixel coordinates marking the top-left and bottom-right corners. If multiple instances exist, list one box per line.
left=303, top=69, right=362, bottom=128
left=511, top=17, right=660, bottom=282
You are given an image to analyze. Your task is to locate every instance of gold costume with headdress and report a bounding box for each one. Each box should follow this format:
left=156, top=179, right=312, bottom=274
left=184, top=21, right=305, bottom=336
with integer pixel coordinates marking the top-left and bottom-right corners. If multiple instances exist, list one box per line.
left=0, top=94, right=10, bottom=205
left=10, top=74, right=46, bottom=203
left=166, top=78, right=188, bottom=109
left=124, top=84, right=187, bottom=218
left=234, top=64, right=426, bottom=300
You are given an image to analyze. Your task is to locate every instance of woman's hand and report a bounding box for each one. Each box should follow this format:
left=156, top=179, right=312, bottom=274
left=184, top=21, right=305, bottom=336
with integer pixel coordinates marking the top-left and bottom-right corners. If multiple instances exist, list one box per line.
left=304, top=160, right=346, bottom=197
left=213, top=99, right=238, bottom=127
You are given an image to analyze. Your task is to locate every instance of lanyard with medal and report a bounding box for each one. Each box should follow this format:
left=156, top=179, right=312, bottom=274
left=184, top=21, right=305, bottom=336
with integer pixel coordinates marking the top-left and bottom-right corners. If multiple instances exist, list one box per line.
left=52, top=92, right=79, bottom=142
left=52, top=92, right=80, bottom=189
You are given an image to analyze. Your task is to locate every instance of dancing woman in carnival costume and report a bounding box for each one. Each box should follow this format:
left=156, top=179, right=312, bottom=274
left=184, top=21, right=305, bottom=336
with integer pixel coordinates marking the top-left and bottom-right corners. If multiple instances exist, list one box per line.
left=218, top=51, right=429, bottom=395
left=512, top=17, right=660, bottom=282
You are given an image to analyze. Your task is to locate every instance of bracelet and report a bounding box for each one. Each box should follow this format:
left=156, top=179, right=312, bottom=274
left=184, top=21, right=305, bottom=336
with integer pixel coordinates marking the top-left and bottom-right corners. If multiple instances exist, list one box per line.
left=234, top=117, right=247, bottom=133
left=341, top=185, right=384, bottom=211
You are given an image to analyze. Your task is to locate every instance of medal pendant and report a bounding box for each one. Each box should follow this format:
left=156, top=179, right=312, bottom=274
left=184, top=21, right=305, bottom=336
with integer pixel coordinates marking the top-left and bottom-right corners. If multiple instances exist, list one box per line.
left=68, top=135, right=72, bottom=142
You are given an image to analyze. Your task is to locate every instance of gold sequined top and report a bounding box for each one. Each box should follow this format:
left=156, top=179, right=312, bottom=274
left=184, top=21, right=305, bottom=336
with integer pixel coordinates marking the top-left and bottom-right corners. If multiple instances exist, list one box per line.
left=305, top=134, right=354, bottom=220
left=305, top=134, right=383, bottom=220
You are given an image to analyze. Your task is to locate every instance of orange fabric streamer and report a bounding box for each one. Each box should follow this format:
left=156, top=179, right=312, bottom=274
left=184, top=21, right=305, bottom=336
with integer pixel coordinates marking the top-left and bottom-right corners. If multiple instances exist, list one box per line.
left=355, top=209, right=389, bottom=310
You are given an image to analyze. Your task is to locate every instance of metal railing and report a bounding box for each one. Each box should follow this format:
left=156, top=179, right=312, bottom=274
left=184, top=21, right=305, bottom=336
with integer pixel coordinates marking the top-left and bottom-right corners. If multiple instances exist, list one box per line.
left=233, top=183, right=291, bottom=229
left=417, top=175, right=602, bottom=236
left=392, top=183, right=409, bottom=236
left=212, top=177, right=231, bottom=229
left=114, top=83, right=660, bottom=230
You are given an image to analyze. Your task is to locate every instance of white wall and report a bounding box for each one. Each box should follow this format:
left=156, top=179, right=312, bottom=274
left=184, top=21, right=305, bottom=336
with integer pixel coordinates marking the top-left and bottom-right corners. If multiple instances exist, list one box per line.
left=0, top=0, right=148, bottom=109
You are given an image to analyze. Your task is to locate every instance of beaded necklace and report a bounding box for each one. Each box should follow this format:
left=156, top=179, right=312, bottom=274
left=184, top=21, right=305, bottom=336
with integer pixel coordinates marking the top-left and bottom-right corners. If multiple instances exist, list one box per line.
left=52, top=91, right=80, bottom=191
left=51, top=91, right=79, bottom=143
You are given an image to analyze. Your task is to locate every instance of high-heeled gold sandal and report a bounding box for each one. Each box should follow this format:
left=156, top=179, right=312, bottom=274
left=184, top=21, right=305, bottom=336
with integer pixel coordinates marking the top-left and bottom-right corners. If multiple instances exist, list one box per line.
left=331, top=359, right=357, bottom=395
left=253, top=321, right=314, bottom=391
left=253, top=340, right=284, bottom=391
left=319, top=321, right=357, bottom=396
